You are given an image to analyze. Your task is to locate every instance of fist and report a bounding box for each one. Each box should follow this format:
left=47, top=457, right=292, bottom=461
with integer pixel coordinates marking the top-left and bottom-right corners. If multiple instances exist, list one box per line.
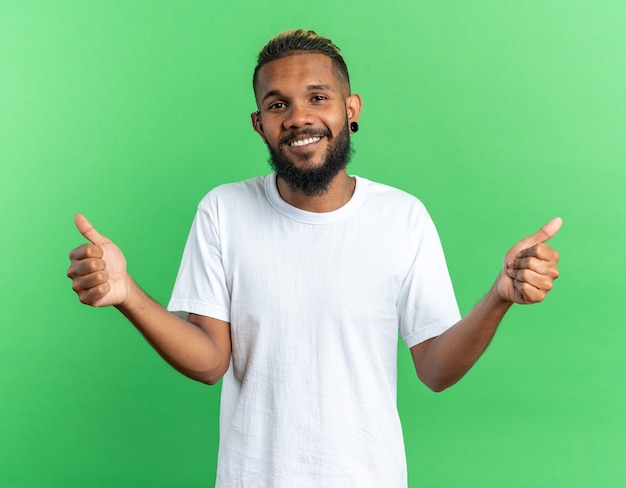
left=497, top=218, right=562, bottom=305
left=67, top=214, right=129, bottom=307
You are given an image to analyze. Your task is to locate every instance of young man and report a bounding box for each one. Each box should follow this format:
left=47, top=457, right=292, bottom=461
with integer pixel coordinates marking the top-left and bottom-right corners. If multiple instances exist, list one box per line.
left=68, top=29, right=561, bottom=487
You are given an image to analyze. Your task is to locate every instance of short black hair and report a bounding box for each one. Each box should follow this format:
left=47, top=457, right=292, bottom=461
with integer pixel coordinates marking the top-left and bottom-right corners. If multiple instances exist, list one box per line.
left=253, top=29, right=350, bottom=95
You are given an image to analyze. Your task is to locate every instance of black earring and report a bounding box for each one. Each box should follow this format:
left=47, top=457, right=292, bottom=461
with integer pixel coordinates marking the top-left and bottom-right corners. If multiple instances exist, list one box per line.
left=350, top=121, right=359, bottom=133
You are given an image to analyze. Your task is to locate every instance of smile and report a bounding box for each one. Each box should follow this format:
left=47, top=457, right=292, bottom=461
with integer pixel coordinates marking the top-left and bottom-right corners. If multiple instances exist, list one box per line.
left=289, top=136, right=321, bottom=147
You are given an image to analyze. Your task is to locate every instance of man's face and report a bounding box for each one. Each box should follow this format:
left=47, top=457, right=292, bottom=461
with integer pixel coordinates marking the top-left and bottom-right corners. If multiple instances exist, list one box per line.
left=251, top=53, right=361, bottom=196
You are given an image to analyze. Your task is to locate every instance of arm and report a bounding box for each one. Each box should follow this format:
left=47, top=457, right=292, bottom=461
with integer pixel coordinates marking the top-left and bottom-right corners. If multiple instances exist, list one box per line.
left=411, top=218, right=562, bottom=392
left=67, top=214, right=231, bottom=385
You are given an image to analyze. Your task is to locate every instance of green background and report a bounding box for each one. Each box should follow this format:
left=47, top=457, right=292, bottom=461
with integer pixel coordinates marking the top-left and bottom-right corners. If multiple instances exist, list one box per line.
left=2, top=1, right=625, bottom=486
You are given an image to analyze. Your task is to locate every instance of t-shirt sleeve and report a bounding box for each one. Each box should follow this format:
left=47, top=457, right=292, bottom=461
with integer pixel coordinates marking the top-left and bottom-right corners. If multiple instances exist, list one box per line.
left=167, top=195, right=231, bottom=322
left=397, top=207, right=460, bottom=348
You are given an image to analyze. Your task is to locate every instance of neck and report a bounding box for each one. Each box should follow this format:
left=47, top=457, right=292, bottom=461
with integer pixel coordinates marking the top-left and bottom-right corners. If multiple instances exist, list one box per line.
left=276, top=171, right=356, bottom=213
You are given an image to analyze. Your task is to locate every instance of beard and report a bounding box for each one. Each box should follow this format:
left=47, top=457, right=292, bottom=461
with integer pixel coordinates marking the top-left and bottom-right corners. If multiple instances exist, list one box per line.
left=267, top=121, right=353, bottom=197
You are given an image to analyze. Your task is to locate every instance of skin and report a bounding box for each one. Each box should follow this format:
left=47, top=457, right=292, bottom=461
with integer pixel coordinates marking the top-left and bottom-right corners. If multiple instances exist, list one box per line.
left=68, top=214, right=231, bottom=385
left=411, top=218, right=561, bottom=391
left=67, top=52, right=561, bottom=391
left=251, top=52, right=362, bottom=212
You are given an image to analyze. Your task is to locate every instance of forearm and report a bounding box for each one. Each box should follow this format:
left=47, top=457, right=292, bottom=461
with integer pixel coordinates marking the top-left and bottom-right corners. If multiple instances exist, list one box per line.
left=410, top=219, right=561, bottom=392
left=413, top=280, right=512, bottom=392
left=115, top=278, right=229, bottom=385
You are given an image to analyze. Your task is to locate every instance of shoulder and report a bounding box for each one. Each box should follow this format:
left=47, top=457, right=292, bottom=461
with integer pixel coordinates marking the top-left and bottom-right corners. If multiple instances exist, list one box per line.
left=357, top=176, right=430, bottom=218
left=198, top=175, right=269, bottom=211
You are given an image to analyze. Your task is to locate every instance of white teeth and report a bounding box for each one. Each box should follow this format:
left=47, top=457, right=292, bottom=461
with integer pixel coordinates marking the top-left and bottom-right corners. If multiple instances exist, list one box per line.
left=289, top=137, right=321, bottom=147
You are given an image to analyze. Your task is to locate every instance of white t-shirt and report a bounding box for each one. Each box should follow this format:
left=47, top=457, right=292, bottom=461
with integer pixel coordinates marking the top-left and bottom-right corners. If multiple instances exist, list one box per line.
left=168, top=174, right=460, bottom=487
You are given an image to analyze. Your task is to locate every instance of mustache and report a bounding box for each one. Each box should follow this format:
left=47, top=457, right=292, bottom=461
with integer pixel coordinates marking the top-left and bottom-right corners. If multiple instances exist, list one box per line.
left=278, top=128, right=333, bottom=147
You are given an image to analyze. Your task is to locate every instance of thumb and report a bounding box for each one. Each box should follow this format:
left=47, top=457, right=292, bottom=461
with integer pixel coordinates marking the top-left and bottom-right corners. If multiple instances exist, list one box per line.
left=518, top=217, right=563, bottom=248
left=74, top=213, right=109, bottom=246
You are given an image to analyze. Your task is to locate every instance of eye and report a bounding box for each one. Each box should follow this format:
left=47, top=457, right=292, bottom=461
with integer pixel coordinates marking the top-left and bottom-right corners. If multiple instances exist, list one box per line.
left=268, top=101, right=286, bottom=110
left=311, top=95, right=327, bottom=102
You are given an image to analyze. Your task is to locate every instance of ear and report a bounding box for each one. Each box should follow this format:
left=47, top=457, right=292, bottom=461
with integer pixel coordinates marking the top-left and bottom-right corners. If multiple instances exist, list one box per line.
left=345, top=93, right=362, bottom=124
left=250, top=111, right=268, bottom=144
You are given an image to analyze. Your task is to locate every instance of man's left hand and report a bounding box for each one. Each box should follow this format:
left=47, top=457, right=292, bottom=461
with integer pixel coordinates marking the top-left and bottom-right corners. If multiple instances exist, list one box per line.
left=498, top=217, right=562, bottom=304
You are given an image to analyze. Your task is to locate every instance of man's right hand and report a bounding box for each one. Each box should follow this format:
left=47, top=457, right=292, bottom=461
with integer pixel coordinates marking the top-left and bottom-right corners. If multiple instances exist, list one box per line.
left=67, top=214, right=130, bottom=307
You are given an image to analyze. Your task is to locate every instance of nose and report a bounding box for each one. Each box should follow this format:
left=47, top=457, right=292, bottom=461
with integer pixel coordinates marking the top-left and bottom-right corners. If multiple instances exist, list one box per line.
left=282, top=101, right=315, bottom=129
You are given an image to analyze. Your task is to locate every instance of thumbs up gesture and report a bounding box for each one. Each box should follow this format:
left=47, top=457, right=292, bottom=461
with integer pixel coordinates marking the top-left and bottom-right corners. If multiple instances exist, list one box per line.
left=67, top=214, right=130, bottom=307
left=497, top=217, right=562, bottom=304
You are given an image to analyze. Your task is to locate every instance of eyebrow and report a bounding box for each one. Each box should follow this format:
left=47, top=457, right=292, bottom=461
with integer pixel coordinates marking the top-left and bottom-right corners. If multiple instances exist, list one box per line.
left=261, top=84, right=333, bottom=103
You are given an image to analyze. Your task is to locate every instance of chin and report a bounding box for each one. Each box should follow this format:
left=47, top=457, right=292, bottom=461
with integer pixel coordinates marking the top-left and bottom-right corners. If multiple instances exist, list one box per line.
left=267, top=123, right=352, bottom=196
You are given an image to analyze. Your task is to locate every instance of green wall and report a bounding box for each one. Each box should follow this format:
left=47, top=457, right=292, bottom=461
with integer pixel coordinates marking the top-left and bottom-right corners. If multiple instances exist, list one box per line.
left=1, top=1, right=624, bottom=486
